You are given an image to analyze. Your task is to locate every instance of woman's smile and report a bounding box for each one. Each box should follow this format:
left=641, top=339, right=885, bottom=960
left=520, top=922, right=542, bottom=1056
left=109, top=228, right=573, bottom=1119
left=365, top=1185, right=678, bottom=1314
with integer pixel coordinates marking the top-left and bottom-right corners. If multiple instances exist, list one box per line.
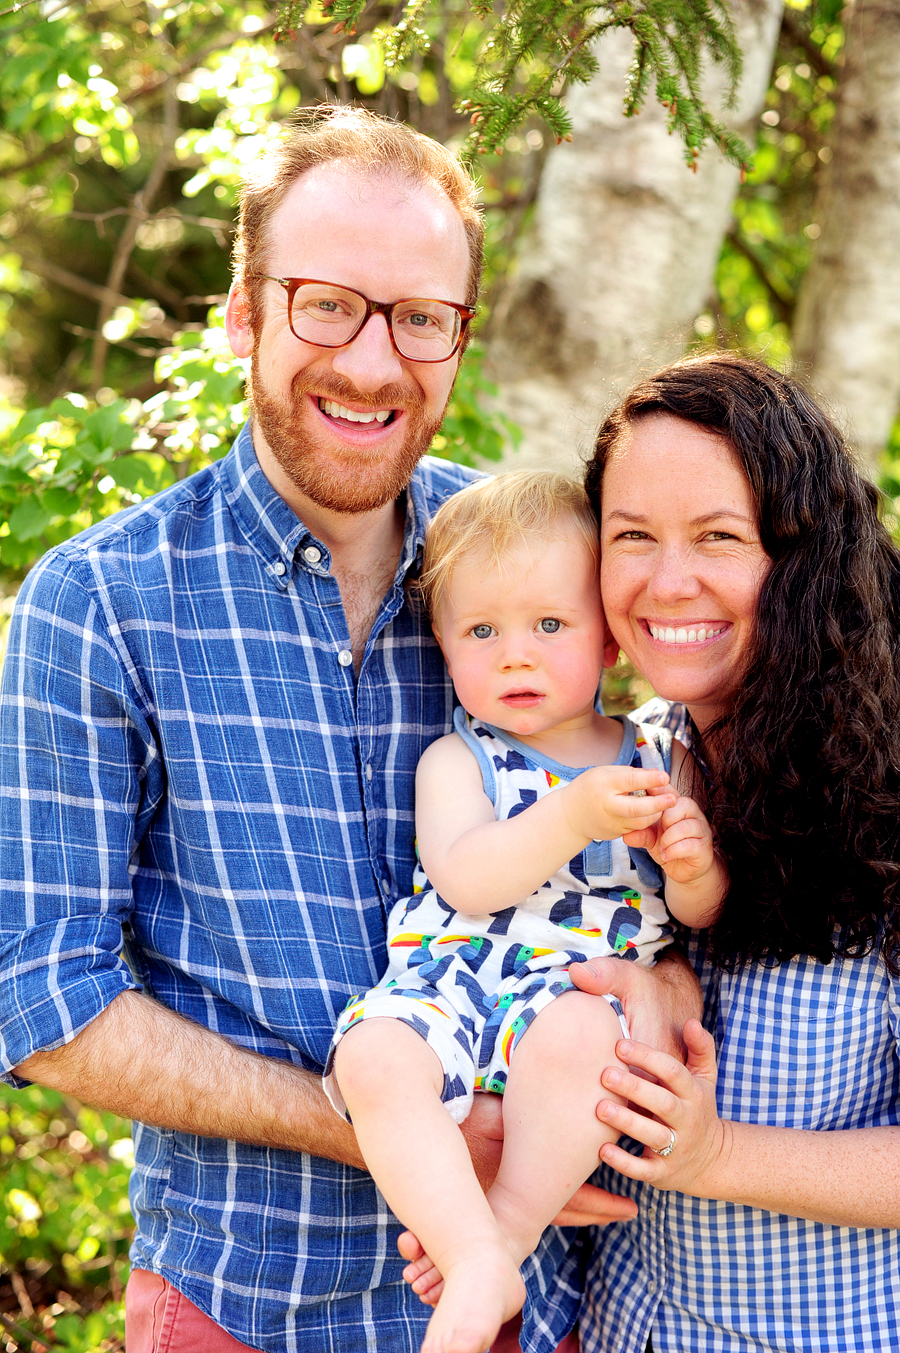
left=645, top=621, right=728, bottom=645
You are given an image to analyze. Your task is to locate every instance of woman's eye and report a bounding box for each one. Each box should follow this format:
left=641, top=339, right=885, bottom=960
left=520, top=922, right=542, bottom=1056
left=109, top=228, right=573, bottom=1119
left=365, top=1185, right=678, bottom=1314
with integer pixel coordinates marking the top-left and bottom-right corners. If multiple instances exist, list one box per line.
left=539, top=618, right=561, bottom=633
left=471, top=624, right=493, bottom=639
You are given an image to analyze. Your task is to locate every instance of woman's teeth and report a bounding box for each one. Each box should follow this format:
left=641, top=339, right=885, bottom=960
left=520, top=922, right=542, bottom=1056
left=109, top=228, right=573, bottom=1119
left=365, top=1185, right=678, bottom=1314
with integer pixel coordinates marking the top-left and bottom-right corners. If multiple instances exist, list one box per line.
left=649, top=624, right=725, bottom=644
left=320, top=400, right=391, bottom=423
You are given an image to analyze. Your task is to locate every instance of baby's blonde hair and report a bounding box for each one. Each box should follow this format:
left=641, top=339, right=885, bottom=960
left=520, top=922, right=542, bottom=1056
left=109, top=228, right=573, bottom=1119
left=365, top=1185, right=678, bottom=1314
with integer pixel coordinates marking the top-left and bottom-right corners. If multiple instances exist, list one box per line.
left=419, top=469, right=599, bottom=622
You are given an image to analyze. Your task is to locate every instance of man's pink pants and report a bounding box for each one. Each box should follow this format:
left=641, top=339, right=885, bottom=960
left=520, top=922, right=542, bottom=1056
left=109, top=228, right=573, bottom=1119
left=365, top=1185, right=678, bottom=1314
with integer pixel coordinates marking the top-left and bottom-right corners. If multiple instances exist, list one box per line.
left=125, top=1269, right=579, bottom=1352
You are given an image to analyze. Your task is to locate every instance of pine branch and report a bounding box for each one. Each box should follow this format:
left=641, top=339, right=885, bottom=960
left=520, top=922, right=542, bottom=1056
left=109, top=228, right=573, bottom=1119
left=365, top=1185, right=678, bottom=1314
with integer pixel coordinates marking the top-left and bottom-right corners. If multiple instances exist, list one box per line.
left=285, top=0, right=750, bottom=169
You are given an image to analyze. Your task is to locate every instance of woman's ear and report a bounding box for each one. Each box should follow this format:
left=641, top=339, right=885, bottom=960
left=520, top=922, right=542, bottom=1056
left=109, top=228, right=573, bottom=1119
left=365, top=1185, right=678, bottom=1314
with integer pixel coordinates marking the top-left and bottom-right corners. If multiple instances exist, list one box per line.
left=225, top=284, right=254, bottom=359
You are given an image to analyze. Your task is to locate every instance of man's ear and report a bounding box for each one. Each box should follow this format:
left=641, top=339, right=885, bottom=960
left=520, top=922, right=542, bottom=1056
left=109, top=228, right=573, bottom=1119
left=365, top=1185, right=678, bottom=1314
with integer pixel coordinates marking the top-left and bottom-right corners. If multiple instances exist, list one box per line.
left=225, top=284, right=254, bottom=359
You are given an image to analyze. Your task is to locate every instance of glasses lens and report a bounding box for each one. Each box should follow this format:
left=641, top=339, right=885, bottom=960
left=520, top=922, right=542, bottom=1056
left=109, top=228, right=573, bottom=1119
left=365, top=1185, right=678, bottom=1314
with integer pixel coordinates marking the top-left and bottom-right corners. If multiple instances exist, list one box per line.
left=288, top=283, right=366, bottom=345
left=390, top=301, right=462, bottom=360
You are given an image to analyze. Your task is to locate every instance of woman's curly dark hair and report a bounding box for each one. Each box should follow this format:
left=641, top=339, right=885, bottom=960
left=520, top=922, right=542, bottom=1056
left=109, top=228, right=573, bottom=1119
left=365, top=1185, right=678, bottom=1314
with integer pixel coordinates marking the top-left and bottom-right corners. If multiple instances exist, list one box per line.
left=585, top=352, right=900, bottom=973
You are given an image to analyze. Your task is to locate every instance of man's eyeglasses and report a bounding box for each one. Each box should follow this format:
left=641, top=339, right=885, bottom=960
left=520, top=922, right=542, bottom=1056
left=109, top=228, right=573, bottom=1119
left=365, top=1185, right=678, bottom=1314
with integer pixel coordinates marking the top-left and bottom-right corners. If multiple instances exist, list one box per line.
left=255, top=276, right=476, bottom=363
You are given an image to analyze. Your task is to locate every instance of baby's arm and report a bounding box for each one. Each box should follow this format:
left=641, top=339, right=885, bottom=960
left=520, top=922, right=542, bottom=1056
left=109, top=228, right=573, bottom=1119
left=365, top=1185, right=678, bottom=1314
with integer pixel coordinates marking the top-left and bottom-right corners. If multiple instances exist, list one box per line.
left=415, top=733, right=675, bottom=916
left=623, top=738, right=726, bottom=929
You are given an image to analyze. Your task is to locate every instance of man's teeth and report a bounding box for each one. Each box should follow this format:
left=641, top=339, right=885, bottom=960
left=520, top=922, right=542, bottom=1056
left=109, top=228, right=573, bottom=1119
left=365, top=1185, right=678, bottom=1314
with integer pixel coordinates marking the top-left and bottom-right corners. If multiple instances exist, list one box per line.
left=649, top=624, right=725, bottom=644
left=320, top=400, right=390, bottom=424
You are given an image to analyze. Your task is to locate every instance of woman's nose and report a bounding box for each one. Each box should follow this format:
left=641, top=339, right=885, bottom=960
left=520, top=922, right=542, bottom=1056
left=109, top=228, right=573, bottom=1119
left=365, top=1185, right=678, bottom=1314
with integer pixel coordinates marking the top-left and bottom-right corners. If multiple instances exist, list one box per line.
left=646, top=548, right=703, bottom=603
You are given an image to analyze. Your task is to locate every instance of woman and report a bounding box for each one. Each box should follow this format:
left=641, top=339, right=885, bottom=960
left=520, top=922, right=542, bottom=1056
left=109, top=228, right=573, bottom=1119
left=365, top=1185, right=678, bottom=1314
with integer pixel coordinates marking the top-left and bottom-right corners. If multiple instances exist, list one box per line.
left=572, top=351, right=900, bottom=1352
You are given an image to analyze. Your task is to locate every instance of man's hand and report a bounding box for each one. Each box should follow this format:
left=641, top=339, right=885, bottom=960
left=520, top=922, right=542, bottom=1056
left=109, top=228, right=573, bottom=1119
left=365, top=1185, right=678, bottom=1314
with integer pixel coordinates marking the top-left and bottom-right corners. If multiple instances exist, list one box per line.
left=568, top=947, right=702, bottom=1063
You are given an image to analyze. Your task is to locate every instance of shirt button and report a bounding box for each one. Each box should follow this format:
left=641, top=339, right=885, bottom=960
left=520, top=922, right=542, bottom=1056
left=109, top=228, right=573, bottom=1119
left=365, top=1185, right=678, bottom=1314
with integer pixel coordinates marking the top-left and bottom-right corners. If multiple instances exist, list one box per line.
left=303, top=545, right=322, bottom=564
left=366, top=763, right=373, bottom=781
left=338, top=649, right=353, bottom=667
left=647, top=1280, right=657, bottom=1294
left=274, top=560, right=286, bottom=576
left=381, top=878, right=390, bottom=893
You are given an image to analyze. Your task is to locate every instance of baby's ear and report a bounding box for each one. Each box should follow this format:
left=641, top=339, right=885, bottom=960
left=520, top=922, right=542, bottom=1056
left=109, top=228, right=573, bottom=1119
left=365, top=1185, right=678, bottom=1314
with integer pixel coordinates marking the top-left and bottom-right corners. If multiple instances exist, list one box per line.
left=433, top=628, right=450, bottom=673
left=602, top=629, right=621, bottom=671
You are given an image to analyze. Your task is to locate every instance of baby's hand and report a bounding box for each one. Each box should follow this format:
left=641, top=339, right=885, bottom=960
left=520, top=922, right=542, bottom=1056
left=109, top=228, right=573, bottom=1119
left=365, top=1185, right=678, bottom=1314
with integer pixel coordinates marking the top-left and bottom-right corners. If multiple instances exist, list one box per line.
left=624, top=794, right=716, bottom=886
left=564, top=765, right=675, bottom=843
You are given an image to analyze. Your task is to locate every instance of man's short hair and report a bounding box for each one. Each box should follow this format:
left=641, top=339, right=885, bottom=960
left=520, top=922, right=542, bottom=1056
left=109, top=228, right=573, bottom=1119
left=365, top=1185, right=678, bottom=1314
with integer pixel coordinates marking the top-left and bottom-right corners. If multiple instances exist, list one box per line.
left=418, top=470, right=600, bottom=623
left=233, top=105, right=484, bottom=337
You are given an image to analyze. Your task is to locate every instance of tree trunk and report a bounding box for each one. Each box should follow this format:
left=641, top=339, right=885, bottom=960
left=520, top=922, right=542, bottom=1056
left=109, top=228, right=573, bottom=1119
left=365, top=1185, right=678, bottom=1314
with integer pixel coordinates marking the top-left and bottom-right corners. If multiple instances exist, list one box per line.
left=486, top=0, right=784, bottom=471
left=791, top=0, right=900, bottom=476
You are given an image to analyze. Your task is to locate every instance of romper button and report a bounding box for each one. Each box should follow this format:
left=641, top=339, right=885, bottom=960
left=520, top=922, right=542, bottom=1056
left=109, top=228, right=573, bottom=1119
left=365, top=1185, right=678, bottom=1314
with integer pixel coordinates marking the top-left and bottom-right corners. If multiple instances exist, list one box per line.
left=304, top=545, right=322, bottom=564
left=338, top=649, right=353, bottom=667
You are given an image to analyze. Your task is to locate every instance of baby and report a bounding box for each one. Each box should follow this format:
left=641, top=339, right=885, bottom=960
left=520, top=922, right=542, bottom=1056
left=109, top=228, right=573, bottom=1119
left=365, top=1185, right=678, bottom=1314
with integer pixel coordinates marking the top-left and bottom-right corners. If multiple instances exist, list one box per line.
left=325, top=471, right=725, bottom=1353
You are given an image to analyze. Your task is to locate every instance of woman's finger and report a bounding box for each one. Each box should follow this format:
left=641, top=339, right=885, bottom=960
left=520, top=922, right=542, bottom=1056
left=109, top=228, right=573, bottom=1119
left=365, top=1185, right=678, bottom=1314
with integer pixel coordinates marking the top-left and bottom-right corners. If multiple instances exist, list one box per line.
left=609, top=1038, right=702, bottom=1096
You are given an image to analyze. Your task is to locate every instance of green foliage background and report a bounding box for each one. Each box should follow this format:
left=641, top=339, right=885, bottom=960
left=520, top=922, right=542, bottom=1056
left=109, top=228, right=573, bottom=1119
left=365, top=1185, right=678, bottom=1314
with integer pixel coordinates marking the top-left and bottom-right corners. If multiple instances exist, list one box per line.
left=1, top=0, right=899, bottom=1347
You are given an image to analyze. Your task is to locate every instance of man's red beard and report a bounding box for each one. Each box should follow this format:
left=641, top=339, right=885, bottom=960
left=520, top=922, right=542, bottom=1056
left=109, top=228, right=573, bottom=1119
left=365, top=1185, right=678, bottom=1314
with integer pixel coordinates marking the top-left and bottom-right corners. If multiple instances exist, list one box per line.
left=248, top=350, right=447, bottom=515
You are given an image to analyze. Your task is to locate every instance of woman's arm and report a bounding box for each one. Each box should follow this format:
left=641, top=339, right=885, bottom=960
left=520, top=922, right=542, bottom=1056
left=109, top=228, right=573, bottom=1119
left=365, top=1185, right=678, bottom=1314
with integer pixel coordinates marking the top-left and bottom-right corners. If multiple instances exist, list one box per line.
left=594, top=1020, right=900, bottom=1229
left=415, top=733, right=674, bottom=916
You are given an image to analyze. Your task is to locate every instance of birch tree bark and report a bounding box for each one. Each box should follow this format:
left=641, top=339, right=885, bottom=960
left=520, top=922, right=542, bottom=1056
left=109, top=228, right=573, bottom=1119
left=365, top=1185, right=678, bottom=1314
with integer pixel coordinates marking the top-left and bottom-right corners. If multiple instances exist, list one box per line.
left=487, top=0, right=784, bottom=470
left=791, top=0, right=900, bottom=475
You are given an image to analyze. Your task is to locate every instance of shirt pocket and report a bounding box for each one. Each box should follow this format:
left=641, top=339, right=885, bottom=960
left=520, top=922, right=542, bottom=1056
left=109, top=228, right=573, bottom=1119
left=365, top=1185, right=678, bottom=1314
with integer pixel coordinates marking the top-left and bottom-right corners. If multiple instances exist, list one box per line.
left=583, top=839, right=612, bottom=877
left=714, top=956, right=896, bottom=1131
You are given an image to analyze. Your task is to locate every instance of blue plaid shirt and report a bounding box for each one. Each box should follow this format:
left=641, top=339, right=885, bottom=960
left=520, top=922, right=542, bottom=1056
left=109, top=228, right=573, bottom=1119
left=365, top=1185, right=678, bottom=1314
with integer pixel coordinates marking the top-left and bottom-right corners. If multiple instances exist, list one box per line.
left=571, top=699, right=900, bottom=1352
left=0, top=424, right=580, bottom=1352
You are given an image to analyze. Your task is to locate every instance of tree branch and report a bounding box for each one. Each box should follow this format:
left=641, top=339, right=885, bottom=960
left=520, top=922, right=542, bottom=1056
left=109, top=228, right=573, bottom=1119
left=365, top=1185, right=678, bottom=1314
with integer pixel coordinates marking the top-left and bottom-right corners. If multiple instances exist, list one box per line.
left=91, top=70, right=180, bottom=388
left=779, top=10, right=835, bottom=80
left=726, top=225, right=794, bottom=324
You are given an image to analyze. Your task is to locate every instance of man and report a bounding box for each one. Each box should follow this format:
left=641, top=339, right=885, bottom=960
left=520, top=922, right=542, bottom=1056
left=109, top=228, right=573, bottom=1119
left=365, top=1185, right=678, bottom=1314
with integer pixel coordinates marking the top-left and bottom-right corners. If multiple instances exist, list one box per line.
left=0, top=108, right=695, bottom=1352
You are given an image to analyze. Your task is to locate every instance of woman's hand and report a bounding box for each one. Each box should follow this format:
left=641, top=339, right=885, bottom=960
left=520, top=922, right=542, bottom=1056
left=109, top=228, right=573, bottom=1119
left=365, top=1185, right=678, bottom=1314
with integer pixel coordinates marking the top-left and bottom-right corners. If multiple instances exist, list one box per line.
left=595, top=1018, right=732, bottom=1197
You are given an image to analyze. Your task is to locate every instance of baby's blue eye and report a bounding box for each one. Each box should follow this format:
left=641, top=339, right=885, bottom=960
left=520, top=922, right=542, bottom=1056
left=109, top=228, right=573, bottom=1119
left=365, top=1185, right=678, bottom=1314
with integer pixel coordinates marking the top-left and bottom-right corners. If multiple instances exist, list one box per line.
left=472, top=624, right=493, bottom=639
left=539, top=618, right=561, bottom=633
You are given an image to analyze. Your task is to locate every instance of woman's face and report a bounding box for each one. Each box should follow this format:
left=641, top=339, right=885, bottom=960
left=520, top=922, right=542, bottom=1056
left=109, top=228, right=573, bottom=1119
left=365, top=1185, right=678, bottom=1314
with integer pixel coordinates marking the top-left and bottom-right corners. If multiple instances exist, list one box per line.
left=599, top=413, right=771, bottom=730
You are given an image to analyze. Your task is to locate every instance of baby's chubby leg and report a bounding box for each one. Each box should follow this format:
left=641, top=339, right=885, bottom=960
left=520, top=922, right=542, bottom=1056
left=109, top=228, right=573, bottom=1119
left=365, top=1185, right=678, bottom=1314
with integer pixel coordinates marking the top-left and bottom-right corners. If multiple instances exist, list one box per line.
left=487, top=990, right=629, bottom=1264
left=333, top=1018, right=525, bottom=1353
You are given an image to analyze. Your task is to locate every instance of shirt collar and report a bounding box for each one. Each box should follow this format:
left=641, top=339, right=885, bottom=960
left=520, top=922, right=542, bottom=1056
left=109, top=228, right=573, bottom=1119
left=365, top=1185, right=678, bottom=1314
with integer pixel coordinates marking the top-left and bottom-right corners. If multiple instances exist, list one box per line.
left=221, top=419, right=432, bottom=589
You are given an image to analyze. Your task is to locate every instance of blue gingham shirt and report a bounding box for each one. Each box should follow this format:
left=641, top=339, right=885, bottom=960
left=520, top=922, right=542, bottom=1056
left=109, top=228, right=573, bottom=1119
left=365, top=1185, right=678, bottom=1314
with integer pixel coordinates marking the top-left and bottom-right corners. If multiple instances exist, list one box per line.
left=0, top=424, right=580, bottom=1352
left=571, top=699, right=900, bottom=1352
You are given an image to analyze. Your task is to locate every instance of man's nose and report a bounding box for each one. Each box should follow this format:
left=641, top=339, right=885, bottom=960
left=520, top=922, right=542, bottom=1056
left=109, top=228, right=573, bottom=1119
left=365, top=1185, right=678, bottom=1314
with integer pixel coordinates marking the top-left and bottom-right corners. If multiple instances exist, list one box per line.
left=330, top=311, right=405, bottom=392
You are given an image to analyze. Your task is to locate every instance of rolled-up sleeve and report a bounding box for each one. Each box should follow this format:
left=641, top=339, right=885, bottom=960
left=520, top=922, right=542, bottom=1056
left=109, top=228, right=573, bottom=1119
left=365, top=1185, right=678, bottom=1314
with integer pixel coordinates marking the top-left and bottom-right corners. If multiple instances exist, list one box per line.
left=0, top=550, right=155, bottom=1079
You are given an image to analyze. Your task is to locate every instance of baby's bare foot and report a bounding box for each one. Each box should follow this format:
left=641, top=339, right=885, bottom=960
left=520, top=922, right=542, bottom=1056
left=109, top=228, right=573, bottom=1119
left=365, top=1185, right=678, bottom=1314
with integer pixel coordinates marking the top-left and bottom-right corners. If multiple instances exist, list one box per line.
left=420, top=1245, right=525, bottom=1353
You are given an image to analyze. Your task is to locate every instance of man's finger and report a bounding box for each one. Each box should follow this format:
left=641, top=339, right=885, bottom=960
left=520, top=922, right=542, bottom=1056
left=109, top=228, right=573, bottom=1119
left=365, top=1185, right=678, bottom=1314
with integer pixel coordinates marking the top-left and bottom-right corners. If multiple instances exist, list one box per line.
left=551, top=1182, right=638, bottom=1227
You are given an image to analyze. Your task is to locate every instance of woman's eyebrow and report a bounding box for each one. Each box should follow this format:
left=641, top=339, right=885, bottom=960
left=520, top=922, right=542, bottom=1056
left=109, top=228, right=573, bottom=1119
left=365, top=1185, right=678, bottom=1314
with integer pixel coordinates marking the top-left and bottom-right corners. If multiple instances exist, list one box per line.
left=603, top=508, right=756, bottom=527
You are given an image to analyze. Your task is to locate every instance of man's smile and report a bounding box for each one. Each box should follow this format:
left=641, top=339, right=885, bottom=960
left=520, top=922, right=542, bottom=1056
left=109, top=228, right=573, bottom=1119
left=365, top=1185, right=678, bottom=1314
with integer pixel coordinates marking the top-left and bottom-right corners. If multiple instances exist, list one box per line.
left=318, top=398, right=394, bottom=426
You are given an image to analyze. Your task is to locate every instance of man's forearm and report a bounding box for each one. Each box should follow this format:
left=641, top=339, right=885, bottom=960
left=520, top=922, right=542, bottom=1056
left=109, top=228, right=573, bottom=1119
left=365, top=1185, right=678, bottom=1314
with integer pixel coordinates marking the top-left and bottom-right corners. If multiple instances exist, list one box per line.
left=14, top=989, right=365, bottom=1169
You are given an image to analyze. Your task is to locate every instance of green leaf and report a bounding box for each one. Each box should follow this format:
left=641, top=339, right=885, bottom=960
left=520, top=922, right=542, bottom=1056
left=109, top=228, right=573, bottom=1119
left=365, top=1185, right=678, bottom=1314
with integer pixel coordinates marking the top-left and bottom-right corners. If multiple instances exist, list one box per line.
left=8, top=496, right=52, bottom=541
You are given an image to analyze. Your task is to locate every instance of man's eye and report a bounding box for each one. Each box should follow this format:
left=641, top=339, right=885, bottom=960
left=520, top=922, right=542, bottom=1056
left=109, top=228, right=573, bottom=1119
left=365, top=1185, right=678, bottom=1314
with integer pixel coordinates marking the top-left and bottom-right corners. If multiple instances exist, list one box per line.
left=539, top=618, right=561, bottom=633
left=471, top=624, right=493, bottom=639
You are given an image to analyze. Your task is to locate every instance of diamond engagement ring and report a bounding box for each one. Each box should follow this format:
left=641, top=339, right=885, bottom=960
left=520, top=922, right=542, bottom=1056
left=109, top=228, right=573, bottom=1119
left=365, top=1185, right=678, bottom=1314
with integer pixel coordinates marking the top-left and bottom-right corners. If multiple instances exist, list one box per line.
left=653, top=1128, right=676, bottom=1158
